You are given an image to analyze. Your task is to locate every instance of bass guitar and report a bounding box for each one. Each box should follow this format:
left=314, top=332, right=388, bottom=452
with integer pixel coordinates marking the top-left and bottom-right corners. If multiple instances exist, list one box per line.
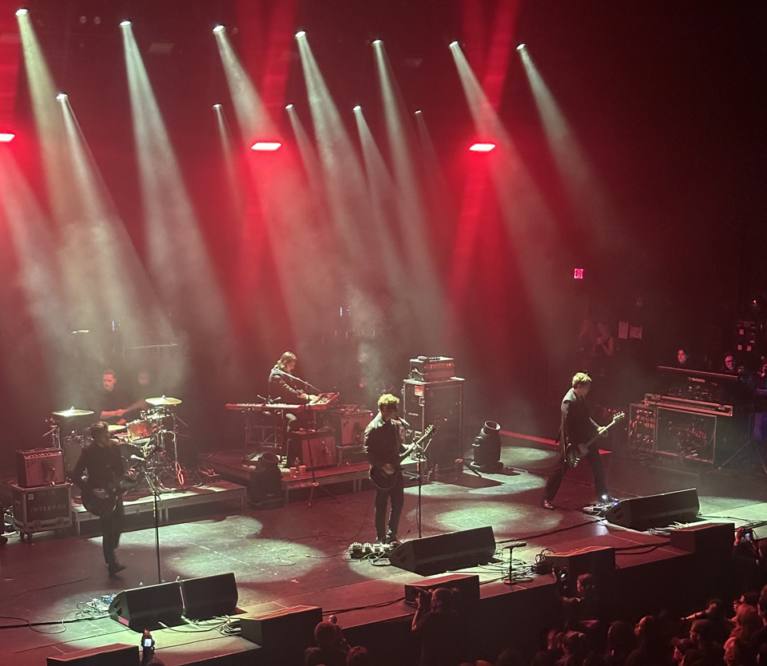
left=369, top=424, right=435, bottom=491
left=565, top=411, right=625, bottom=467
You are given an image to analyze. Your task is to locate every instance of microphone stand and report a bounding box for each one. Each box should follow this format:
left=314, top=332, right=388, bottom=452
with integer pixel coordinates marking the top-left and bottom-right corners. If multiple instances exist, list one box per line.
left=144, top=469, right=163, bottom=584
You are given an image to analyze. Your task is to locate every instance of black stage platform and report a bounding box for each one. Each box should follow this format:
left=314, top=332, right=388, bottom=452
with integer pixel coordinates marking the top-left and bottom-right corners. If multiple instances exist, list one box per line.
left=2, top=436, right=766, bottom=666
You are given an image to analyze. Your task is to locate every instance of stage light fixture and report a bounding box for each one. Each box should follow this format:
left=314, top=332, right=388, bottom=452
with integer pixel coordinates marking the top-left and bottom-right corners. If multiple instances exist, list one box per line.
left=251, top=141, right=282, bottom=151
left=213, top=25, right=225, bottom=34
left=415, top=110, right=422, bottom=115
left=449, top=41, right=459, bottom=48
left=372, top=39, right=382, bottom=45
left=0, top=132, right=15, bottom=142
left=120, top=20, right=131, bottom=27
left=212, top=103, right=222, bottom=110
left=295, top=30, right=306, bottom=38
left=517, top=43, right=526, bottom=51
left=56, top=93, right=68, bottom=101
left=353, top=105, right=361, bottom=111
left=286, top=104, right=294, bottom=110
left=469, top=142, right=496, bottom=152
left=15, top=8, right=28, bottom=17
left=471, top=421, right=504, bottom=472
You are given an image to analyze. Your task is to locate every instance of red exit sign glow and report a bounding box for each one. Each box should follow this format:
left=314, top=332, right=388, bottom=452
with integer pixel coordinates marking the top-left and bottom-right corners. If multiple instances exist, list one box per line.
left=573, top=268, right=584, bottom=280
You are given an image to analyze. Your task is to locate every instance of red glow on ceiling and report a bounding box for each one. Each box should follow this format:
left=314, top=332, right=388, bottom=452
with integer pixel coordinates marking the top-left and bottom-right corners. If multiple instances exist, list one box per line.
left=251, top=141, right=282, bottom=151
left=0, top=132, right=15, bottom=143
left=469, top=142, right=496, bottom=152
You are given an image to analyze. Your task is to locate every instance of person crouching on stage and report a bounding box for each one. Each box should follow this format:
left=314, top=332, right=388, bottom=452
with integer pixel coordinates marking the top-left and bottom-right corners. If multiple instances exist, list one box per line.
left=365, top=394, right=408, bottom=545
left=71, top=422, right=131, bottom=577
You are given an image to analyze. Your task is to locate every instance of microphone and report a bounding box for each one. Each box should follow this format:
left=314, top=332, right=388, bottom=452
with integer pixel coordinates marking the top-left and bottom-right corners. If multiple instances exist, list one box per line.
left=130, top=454, right=146, bottom=462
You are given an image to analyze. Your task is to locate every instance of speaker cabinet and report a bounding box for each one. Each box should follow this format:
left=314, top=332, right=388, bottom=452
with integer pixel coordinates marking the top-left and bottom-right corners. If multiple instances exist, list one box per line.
left=109, top=581, right=184, bottom=630
left=669, top=522, right=734, bottom=555
left=292, top=429, right=336, bottom=469
left=389, top=526, right=496, bottom=576
left=240, top=605, right=322, bottom=666
left=403, top=378, right=464, bottom=468
left=16, top=448, right=65, bottom=487
left=181, top=573, right=238, bottom=619
left=605, top=488, right=699, bottom=530
left=404, top=573, right=480, bottom=607
left=47, top=643, right=138, bottom=665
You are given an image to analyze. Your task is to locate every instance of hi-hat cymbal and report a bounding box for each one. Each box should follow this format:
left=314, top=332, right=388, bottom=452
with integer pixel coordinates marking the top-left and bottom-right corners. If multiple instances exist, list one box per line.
left=146, top=396, right=182, bottom=406
left=108, top=424, right=127, bottom=433
left=53, top=407, right=94, bottom=418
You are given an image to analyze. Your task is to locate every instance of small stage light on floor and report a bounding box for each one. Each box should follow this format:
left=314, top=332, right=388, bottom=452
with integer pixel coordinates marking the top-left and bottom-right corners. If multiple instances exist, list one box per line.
left=470, top=421, right=503, bottom=472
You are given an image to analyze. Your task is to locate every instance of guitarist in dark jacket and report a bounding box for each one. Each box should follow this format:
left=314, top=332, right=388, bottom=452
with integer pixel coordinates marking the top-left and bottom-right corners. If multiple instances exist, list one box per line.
left=365, top=394, right=408, bottom=544
left=72, top=421, right=129, bottom=577
left=541, top=373, right=609, bottom=510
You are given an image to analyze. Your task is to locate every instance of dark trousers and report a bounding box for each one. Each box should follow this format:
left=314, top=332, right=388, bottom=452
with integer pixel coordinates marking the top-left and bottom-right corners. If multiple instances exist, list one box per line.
left=543, top=445, right=607, bottom=502
left=375, top=471, right=405, bottom=541
left=99, top=497, right=124, bottom=565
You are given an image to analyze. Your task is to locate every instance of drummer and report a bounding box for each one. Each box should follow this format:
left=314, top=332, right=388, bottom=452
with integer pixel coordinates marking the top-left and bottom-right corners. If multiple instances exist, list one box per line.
left=92, top=369, right=136, bottom=425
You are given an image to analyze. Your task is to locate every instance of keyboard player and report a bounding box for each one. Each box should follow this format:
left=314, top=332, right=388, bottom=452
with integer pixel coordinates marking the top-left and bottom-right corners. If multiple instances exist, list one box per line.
left=268, top=352, right=316, bottom=462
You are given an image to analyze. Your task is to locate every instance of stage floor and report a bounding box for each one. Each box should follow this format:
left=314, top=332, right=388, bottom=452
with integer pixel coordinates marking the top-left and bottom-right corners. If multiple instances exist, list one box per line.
left=2, top=437, right=766, bottom=666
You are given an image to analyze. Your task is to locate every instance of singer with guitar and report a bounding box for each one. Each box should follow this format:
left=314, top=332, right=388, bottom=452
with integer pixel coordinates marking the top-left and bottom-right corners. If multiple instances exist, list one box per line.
left=71, top=421, right=136, bottom=577
left=364, top=393, right=413, bottom=545
left=541, top=373, right=623, bottom=510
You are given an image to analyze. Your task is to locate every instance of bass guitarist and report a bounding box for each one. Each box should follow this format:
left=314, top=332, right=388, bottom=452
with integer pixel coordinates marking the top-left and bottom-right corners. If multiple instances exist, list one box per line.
left=71, top=421, right=134, bottom=577
left=541, top=373, right=611, bottom=510
left=364, top=393, right=411, bottom=545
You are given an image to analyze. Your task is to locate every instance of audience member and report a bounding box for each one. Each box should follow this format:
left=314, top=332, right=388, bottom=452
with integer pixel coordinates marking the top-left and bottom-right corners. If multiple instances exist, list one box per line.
left=606, top=621, right=637, bottom=666
left=412, top=587, right=465, bottom=666
left=724, top=636, right=756, bottom=666
left=305, top=618, right=349, bottom=666
left=346, top=645, right=372, bottom=666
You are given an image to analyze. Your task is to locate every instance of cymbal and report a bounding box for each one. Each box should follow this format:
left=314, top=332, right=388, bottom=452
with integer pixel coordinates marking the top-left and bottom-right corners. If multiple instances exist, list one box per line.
left=108, top=424, right=127, bottom=433
left=53, top=407, right=94, bottom=418
left=146, top=396, right=182, bottom=406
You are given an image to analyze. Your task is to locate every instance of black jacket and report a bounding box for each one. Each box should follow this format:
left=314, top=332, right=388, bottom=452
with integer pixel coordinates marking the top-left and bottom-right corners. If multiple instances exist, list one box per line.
left=561, top=388, right=599, bottom=447
left=268, top=366, right=307, bottom=403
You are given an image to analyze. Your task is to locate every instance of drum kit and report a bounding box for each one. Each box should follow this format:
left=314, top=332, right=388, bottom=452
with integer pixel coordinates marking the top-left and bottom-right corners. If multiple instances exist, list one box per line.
left=47, top=396, right=186, bottom=489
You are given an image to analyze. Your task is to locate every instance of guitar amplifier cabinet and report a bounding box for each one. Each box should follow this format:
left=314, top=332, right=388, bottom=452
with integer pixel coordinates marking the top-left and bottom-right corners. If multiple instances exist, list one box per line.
left=12, top=483, right=72, bottom=536
left=403, top=378, right=464, bottom=468
left=16, top=448, right=66, bottom=487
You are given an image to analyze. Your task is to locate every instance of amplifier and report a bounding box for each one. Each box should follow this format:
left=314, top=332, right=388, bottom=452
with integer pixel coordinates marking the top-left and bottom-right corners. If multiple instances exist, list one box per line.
left=16, top=448, right=66, bottom=487
left=409, top=356, right=456, bottom=381
left=293, top=429, right=336, bottom=469
left=12, top=483, right=72, bottom=533
left=403, top=378, right=464, bottom=468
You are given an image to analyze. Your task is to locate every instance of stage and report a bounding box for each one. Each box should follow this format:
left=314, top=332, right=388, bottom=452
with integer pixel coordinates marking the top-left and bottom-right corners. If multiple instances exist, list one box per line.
left=2, top=437, right=766, bottom=666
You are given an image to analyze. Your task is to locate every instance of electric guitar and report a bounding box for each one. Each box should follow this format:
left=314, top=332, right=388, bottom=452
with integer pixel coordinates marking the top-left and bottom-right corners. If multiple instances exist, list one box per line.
left=565, top=412, right=625, bottom=467
left=81, top=466, right=142, bottom=517
left=369, top=425, right=435, bottom=491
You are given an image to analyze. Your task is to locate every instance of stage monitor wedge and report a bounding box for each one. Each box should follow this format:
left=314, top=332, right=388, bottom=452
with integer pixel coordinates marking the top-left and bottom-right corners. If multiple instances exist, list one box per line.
left=108, top=581, right=184, bottom=630
left=181, top=572, right=238, bottom=619
left=605, top=488, right=699, bottom=530
left=389, top=526, right=496, bottom=576
left=47, top=643, right=138, bottom=665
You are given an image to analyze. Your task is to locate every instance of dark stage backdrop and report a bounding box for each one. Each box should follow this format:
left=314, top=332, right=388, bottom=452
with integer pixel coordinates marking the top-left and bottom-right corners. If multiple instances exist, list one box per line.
left=0, top=0, right=765, bottom=471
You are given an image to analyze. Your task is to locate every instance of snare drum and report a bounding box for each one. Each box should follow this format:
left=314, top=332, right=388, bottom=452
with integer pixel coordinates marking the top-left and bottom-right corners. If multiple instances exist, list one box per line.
left=127, top=419, right=154, bottom=442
